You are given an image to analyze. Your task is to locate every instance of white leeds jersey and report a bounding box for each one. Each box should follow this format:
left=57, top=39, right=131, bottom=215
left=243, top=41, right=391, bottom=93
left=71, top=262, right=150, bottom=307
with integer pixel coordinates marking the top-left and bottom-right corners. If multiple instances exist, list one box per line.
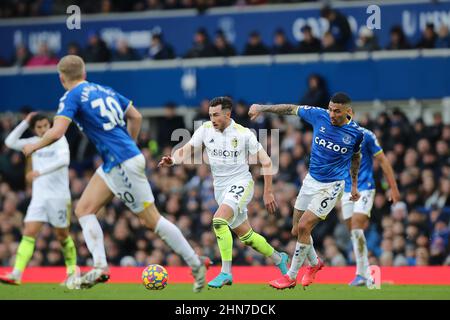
left=188, top=119, right=263, bottom=189
left=5, top=120, right=71, bottom=199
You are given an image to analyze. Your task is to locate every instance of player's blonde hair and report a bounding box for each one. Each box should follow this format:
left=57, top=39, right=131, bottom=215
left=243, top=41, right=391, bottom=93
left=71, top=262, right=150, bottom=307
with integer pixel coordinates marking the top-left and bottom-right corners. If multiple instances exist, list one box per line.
left=57, top=55, right=85, bottom=82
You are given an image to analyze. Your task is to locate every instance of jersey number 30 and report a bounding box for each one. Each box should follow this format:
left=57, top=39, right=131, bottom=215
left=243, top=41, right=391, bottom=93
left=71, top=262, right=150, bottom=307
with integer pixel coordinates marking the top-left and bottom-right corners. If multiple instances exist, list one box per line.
left=91, top=97, right=125, bottom=130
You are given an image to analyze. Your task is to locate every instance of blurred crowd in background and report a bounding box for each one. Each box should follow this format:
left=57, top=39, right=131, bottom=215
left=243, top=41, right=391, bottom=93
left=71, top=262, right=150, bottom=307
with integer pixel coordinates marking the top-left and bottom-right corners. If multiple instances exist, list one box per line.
left=2, top=2, right=450, bottom=68
left=0, top=0, right=367, bottom=17
left=0, top=81, right=449, bottom=268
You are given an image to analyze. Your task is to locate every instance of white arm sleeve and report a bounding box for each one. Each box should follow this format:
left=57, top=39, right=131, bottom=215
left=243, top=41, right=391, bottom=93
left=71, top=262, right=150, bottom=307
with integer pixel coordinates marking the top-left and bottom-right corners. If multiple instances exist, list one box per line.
left=188, top=125, right=205, bottom=148
left=247, top=129, right=263, bottom=155
left=4, top=121, right=37, bottom=151
left=37, top=138, right=70, bottom=176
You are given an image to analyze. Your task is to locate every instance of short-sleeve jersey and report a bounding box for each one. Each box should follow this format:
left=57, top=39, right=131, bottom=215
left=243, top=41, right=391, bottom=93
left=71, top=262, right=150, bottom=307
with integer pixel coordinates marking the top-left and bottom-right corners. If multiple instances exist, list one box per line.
left=189, top=119, right=262, bottom=189
left=56, top=81, right=141, bottom=173
left=344, top=127, right=383, bottom=192
left=297, top=106, right=364, bottom=183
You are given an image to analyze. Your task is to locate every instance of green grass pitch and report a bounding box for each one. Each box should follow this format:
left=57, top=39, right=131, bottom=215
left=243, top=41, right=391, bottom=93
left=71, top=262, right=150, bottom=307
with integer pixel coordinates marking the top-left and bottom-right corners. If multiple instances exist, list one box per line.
left=1, top=283, right=450, bottom=300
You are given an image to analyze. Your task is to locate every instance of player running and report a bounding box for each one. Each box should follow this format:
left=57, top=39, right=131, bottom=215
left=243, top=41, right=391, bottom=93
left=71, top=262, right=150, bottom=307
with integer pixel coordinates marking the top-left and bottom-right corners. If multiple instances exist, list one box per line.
left=158, top=96, right=289, bottom=288
left=342, top=110, right=400, bottom=287
left=249, top=93, right=364, bottom=289
left=1, top=112, right=77, bottom=287
left=22, top=55, right=209, bottom=292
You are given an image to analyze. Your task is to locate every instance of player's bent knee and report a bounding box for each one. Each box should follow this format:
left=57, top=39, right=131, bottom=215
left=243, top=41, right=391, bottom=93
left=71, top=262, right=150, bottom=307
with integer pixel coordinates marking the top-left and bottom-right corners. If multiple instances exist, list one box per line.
left=297, top=222, right=311, bottom=237
left=23, top=229, right=38, bottom=239
left=137, top=204, right=160, bottom=231
left=23, top=223, right=41, bottom=238
left=55, top=228, right=69, bottom=242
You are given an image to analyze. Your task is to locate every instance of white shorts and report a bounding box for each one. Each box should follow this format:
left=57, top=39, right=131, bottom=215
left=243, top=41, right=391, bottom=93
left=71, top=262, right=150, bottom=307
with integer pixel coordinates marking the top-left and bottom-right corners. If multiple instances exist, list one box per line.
left=96, top=154, right=155, bottom=214
left=341, top=189, right=376, bottom=220
left=214, top=179, right=254, bottom=229
left=294, top=173, right=345, bottom=220
left=25, top=198, right=72, bottom=228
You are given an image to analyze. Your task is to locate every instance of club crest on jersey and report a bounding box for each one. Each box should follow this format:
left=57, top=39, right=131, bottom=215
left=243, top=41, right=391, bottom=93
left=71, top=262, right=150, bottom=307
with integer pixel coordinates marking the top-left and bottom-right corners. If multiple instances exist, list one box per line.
left=231, top=137, right=238, bottom=148
left=342, top=134, right=352, bottom=144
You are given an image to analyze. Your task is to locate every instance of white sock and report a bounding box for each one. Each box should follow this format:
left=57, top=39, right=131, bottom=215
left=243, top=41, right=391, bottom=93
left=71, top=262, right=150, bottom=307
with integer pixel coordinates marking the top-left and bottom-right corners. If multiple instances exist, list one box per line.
left=221, top=261, right=232, bottom=274
left=155, top=216, right=201, bottom=269
left=78, top=214, right=107, bottom=269
left=287, top=242, right=310, bottom=280
left=271, top=250, right=282, bottom=265
left=351, top=229, right=369, bottom=277
left=307, top=236, right=319, bottom=266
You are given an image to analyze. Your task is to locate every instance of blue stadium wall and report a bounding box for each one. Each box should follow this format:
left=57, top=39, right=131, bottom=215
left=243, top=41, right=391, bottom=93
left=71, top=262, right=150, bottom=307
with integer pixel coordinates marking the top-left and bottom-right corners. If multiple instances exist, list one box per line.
left=0, top=52, right=449, bottom=111
left=0, top=0, right=450, bottom=111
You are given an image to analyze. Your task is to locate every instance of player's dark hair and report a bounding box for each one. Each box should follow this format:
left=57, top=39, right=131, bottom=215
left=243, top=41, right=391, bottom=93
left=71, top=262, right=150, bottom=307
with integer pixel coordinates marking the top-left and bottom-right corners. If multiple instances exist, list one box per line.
left=330, top=92, right=351, bottom=105
left=209, top=96, right=233, bottom=112
left=30, top=113, right=50, bottom=129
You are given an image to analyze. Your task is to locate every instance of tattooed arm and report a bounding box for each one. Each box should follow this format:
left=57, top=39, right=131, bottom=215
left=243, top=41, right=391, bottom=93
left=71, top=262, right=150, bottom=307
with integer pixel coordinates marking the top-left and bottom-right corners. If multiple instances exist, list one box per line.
left=248, top=104, right=299, bottom=120
left=350, top=152, right=361, bottom=201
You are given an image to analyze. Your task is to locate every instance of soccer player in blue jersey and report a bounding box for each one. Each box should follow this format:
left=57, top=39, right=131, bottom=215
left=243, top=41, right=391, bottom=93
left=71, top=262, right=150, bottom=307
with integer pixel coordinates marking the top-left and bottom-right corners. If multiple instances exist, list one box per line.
left=342, top=110, right=400, bottom=287
left=248, top=93, right=364, bottom=289
left=22, top=55, right=210, bottom=292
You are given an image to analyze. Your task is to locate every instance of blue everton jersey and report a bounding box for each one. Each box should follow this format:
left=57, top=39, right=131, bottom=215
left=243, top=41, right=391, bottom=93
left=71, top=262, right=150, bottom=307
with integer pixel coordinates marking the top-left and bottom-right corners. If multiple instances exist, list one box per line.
left=56, top=81, right=141, bottom=173
left=297, top=106, right=364, bottom=183
left=344, top=127, right=383, bottom=192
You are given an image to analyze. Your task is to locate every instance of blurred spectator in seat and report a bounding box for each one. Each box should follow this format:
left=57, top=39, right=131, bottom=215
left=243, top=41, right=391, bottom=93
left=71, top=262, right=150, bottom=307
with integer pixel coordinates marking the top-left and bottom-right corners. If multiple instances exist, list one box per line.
left=66, top=42, right=84, bottom=59
left=321, top=31, right=342, bottom=53
left=320, top=5, right=352, bottom=51
left=243, top=31, right=270, bottom=56
left=355, top=26, right=380, bottom=52
left=415, top=247, right=430, bottom=266
left=271, top=29, right=294, bottom=55
left=300, top=74, right=329, bottom=108
left=101, top=0, right=113, bottom=13
left=386, top=25, right=411, bottom=50
left=84, top=32, right=111, bottom=63
left=10, top=44, right=31, bottom=67
left=233, top=100, right=250, bottom=128
left=25, top=42, right=58, bottom=67
left=142, top=0, right=163, bottom=10
left=436, top=25, right=450, bottom=48
left=112, top=39, right=140, bottom=61
left=416, top=23, right=437, bottom=49
left=426, top=178, right=450, bottom=209
left=148, top=33, right=175, bottom=60
left=184, top=28, right=215, bottom=58
left=297, top=25, right=321, bottom=54
left=163, top=0, right=180, bottom=9
left=193, top=99, right=210, bottom=123
left=428, top=112, right=444, bottom=143
left=212, top=30, right=236, bottom=57
left=157, top=102, right=186, bottom=148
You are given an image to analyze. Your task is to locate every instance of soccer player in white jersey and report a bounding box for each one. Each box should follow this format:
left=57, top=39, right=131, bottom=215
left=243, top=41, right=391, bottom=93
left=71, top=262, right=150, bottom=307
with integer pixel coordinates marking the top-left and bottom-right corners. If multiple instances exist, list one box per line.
left=342, top=110, right=400, bottom=287
left=158, top=97, right=289, bottom=288
left=22, top=55, right=209, bottom=292
left=249, top=93, right=364, bottom=289
left=0, top=112, right=77, bottom=286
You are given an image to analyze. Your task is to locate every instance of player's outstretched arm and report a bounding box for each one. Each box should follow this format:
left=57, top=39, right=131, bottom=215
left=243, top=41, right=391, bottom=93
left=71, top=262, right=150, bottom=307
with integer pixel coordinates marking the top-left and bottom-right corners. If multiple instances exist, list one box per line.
left=125, top=104, right=142, bottom=141
left=248, top=104, right=299, bottom=120
left=350, top=152, right=361, bottom=201
left=22, top=117, right=70, bottom=157
left=257, top=148, right=278, bottom=214
left=375, top=151, right=401, bottom=203
left=158, top=143, right=194, bottom=167
left=5, top=112, right=38, bottom=151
